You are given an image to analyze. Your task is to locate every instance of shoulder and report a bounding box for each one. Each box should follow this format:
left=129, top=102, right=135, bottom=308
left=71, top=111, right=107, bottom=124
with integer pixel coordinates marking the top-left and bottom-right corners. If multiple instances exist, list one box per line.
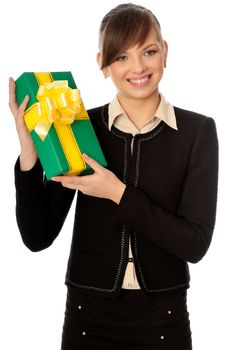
left=174, top=106, right=217, bottom=134
left=87, top=104, right=108, bottom=118
left=174, top=106, right=211, bottom=123
left=86, top=104, right=109, bottom=127
left=173, top=107, right=218, bottom=154
left=86, top=104, right=110, bottom=136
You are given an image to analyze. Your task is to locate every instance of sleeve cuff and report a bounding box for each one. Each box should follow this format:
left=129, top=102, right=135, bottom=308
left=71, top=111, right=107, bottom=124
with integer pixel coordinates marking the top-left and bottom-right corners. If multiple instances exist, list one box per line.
left=113, top=185, right=143, bottom=227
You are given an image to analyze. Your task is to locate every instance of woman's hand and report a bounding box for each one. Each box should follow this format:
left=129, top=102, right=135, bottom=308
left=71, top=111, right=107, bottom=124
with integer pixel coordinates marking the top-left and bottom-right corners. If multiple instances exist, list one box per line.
left=52, top=154, right=126, bottom=204
left=9, top=77, right=37, bottom=170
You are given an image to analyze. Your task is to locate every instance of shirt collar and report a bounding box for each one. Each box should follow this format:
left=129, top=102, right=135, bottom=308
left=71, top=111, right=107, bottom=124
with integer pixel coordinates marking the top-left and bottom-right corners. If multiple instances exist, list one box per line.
left=108, top=93, right=178, bottom=131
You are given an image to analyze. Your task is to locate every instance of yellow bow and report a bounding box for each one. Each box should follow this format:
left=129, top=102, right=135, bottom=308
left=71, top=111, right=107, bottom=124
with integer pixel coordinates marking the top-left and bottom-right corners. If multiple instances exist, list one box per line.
left=30, top=80, right=83, bottom=141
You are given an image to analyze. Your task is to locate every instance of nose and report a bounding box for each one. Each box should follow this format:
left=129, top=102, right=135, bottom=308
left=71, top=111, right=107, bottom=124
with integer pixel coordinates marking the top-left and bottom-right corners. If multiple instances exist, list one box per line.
left=130, top=56, right=146, bottom=74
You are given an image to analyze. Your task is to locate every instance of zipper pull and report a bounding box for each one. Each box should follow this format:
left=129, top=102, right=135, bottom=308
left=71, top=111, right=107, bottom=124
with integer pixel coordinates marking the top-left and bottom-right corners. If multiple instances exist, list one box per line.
left=131, top=136, right=135, bottom=155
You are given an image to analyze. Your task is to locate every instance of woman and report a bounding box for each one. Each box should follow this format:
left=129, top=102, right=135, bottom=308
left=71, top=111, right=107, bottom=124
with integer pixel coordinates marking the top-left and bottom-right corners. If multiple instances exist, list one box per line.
left=9, top=3, right=218, bottom=349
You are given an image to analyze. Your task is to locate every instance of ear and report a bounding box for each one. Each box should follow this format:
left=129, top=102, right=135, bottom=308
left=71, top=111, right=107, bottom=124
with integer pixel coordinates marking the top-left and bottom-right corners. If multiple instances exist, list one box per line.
left=163, top=41, right=168, bottom=67
left=96, top=52, right=109, bottom=78
left=96, top=52, right=101, bottom=67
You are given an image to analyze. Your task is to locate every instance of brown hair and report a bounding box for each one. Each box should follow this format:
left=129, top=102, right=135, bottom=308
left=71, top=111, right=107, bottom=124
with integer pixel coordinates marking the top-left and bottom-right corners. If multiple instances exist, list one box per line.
left=99, top=3, right=163, bottom=69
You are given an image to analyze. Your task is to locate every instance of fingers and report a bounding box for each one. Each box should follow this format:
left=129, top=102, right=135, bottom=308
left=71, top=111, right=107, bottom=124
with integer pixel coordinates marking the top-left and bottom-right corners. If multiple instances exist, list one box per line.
left=51, top=175, right=86, bottom=190
left=52, top=173, right=94, bottom=184
left=18, top=95, right=30, bottom=116
left=9, top=77, right=18, bottom=116
left=9, top=77, right=30, bottom=119
left=82, top=153, right=102, bottom=172
left=52, top=175, right=87, bottom=183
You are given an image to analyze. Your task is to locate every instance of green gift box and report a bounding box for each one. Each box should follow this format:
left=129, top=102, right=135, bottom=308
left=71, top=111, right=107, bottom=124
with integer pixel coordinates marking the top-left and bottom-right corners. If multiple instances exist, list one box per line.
left=15, top=72, right=107, bottom=180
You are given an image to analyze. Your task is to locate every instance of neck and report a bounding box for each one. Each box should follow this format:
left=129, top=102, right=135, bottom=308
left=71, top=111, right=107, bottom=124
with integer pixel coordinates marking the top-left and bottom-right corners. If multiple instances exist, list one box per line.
left=117, top=90, right=160, bottom=129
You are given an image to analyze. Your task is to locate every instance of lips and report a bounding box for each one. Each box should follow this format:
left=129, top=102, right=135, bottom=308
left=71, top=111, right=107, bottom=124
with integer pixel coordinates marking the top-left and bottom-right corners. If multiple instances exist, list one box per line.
left=127, top=74, right=151, bottom=87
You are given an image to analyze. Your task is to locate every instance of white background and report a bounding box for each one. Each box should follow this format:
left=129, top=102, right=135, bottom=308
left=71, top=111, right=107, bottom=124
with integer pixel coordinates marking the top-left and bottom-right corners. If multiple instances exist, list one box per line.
left=0, top=0, right=231, bottom=349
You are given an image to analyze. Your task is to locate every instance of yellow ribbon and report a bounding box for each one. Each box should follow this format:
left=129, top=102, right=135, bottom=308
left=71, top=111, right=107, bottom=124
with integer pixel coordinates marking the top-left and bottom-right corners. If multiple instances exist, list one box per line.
left=27, top=80, right=85, bottom=141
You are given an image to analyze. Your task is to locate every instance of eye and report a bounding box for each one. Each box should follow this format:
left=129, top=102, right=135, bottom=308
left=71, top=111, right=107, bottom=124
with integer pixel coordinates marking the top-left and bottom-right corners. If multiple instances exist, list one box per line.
left=115, top=55, right=128, bottom=62
left=144, top=50, right=158, bottom=56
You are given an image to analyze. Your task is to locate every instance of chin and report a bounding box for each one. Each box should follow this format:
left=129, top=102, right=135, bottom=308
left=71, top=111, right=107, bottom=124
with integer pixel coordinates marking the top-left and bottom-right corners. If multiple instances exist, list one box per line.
left=130, top=90, right=158, bottom=100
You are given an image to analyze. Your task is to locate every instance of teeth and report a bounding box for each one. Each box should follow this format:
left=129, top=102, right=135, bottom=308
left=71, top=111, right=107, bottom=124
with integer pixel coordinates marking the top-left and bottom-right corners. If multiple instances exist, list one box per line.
left=129, top=76, right=149, bottom=84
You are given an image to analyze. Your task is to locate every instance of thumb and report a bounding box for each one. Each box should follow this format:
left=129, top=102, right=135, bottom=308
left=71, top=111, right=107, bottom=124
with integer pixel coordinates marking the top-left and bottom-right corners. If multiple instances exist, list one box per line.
left=82, top=153, right=102, bottom=172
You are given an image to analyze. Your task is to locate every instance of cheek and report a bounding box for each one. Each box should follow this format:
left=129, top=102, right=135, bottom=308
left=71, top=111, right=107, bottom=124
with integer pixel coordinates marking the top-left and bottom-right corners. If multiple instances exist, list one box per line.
left=109, top=62, right=129, bottom=77
left=150, top=52, right=165, bottom=67
left=156, top=55, right=165, bottom=66
left=152, top=58, right=165, bottom=73
left=110, top=69, right=127, bottom=82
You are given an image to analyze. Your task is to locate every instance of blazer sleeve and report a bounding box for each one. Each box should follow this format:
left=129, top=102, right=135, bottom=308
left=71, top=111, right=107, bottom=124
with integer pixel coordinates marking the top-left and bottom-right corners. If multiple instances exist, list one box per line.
left=113, top=117, right=219, bottom=263
left=14, top=158, right=76, bottom=252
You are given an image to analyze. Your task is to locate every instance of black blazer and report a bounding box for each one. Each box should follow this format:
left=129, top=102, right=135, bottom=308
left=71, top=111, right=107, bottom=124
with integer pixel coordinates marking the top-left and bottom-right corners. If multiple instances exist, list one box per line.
left=15, top=105, right=218, bottom=297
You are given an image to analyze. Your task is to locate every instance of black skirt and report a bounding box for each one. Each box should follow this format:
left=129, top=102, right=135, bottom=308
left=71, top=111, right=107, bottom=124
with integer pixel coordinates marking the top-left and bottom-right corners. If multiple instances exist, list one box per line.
left=61, top=288, right=192, bottom=350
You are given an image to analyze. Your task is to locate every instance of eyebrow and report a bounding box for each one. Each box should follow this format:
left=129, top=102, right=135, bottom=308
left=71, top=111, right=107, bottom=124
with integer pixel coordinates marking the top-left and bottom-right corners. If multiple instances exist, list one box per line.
left=142, top=43, right=160, bottom=50
left=122, top=42, right=161, bottom=55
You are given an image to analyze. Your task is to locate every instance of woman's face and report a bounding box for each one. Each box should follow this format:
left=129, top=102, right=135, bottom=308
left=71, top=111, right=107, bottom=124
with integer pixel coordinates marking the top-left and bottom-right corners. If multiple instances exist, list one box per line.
left=103, top=28, right=167, bottom=102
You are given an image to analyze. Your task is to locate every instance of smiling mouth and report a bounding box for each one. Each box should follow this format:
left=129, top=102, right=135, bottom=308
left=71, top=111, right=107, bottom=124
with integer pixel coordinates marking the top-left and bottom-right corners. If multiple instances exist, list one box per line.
left=127, top=74, right=152, bottom=86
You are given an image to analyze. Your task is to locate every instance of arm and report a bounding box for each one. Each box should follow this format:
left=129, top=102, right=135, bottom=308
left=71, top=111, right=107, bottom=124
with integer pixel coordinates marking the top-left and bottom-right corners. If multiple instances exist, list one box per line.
left=113, top=117, right=218, bottom=263
left=15, top=158, right=76, bottom=252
